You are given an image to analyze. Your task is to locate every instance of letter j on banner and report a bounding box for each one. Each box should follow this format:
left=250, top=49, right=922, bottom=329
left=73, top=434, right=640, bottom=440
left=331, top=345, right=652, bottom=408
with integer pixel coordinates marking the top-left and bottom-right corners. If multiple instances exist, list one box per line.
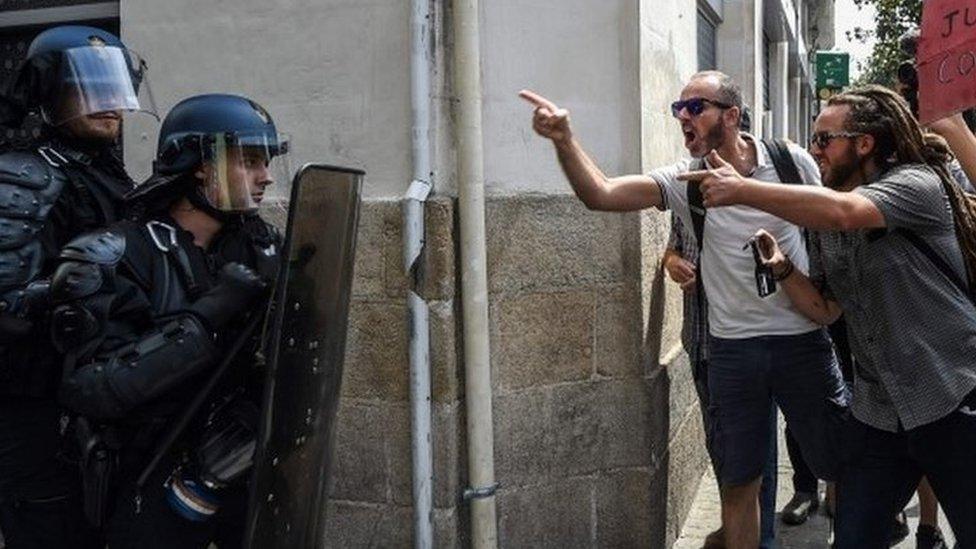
left=917, top=0, right=976, bottom=124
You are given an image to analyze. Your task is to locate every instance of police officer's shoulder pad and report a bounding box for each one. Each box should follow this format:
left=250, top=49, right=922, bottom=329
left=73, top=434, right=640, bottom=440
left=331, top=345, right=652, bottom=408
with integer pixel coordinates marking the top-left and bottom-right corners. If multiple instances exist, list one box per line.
left=0, top=150, right=70, bottom=256
left=59, top=230, right=126, bottom=265
left=0, top=150, right=69, bottom=190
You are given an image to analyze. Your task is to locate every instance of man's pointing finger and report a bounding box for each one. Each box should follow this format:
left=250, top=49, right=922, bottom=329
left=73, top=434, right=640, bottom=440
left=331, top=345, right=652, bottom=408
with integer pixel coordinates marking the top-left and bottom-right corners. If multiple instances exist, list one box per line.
left=676, top=170, right=710, bottom=182
left=519, top=89, right=559, bottom=111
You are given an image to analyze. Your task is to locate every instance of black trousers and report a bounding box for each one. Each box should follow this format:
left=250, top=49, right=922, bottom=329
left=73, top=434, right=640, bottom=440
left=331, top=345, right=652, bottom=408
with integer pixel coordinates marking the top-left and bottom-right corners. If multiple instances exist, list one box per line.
left=0, top=398, right=100, bottom=549
left=783, top=318, right=857, bottom=494
left=834, top=390, right=976, bottom=548
left=0, top=491, right=101, bottom=549
left=785, top=426, right=818, bottom=493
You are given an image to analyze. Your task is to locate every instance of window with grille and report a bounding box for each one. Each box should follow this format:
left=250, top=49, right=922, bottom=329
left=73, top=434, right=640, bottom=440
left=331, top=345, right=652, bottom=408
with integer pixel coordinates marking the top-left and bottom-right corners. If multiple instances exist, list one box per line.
left=697, top=9, right=717, bottom=71
left=762, top=32, right=771, bottom=112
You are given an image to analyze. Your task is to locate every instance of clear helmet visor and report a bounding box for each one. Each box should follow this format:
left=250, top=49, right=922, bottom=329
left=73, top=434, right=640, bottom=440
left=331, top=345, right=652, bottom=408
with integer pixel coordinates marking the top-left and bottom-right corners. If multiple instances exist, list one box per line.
left=197, top=132, right=291, bottom=213
left=42, top=45, right=158, bottom=125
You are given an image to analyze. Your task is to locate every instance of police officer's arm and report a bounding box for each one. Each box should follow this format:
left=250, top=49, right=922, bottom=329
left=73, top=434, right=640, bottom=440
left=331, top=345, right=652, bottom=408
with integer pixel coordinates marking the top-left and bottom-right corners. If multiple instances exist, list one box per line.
left=680, top=151, right=885, bottom=230
left=753, top=230, right=842, bottom=326
left=520, top=90, right=662, bottom=211
left=50, top=231, right=221, bottom=419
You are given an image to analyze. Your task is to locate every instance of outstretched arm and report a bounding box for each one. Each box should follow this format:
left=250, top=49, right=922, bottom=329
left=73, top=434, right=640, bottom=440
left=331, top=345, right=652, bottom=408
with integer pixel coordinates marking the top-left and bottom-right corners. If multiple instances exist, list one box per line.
left=680, top=150, right=885, bottom=231
left=520, top=89, right=661, bottom=211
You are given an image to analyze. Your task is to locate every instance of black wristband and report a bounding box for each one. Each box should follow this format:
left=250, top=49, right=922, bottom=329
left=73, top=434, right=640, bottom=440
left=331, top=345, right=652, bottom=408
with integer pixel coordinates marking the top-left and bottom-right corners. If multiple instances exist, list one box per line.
left=774, top=260, right=795, bottom=281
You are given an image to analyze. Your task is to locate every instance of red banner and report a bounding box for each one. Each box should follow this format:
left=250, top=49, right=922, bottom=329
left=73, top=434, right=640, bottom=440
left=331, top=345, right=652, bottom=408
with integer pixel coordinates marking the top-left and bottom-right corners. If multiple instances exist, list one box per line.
left=917, top=0, right=976, bottom=124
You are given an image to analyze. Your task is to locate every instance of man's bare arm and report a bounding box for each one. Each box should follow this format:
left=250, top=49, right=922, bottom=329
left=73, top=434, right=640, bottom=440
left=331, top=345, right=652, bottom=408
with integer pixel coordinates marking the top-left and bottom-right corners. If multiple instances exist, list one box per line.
left=754, top=230, right=842, bottom=325
left=778, top=269, right=843, bottom=325
left=681, top=150, right=885, bottom=230
left=732, top=180, right=883, bottom=230
left=521, top=89, right=662, bottom=212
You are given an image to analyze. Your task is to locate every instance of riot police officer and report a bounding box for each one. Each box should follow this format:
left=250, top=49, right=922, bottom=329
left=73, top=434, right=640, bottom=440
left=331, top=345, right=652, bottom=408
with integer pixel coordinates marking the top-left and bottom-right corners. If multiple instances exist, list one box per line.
left=0, top=25, right=156, bottom=548
left=50, top=93, right=288, bottom=548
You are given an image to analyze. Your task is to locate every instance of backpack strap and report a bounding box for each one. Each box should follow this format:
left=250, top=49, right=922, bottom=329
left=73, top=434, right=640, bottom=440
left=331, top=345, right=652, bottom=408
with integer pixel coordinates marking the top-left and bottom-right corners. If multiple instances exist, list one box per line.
left=686, top=158, right=706, bottom=251
left=896, top=228, right=973, bottom=303
left=762, top=138, right=803, bottom=185
left=684, top=159, right=708, bottom=301
left=762, top=138, right=812, bottom=248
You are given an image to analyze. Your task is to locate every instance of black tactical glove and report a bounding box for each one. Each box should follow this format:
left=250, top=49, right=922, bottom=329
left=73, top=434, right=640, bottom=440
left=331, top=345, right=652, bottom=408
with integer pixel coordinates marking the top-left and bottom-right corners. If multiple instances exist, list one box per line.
left=188, top=262, right=267, bottom=330
left=0, top=279, right=51, bottom=343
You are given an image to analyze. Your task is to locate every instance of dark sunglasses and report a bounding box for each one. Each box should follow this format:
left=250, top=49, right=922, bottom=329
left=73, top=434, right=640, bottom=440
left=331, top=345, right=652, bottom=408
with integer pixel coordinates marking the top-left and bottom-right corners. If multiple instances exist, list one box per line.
left=809, top=131, right=863, bottom=149
left=670, top=97, right=733, bottom=118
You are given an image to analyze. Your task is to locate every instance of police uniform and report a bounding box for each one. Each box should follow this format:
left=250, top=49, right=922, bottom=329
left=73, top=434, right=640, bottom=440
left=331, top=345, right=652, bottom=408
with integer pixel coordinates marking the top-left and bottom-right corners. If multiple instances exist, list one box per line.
left=0, top=24, right=155, bottom=548
left=51, top=209, right=277, bottom=548
left=51, top=93, right=288, bottom=549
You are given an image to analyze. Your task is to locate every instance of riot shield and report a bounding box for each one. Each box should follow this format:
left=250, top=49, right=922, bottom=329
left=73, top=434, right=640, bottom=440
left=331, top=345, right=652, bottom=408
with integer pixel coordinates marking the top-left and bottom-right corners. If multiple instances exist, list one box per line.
left=245, top=164, right=363, bottom=549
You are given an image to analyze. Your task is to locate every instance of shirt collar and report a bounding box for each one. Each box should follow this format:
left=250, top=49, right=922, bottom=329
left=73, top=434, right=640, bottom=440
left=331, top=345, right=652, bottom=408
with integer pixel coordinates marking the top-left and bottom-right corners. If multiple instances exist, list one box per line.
left=702, top=132, right=764, bottom=176
left=741, top=132, right=769, bottom=168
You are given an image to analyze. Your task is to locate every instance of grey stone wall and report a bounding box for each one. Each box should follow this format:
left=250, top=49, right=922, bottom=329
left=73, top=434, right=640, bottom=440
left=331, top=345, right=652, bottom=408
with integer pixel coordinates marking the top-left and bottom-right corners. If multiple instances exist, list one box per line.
left=314, top=194, right=708, bottom=547
left=322, top=196, right=464, bottom=547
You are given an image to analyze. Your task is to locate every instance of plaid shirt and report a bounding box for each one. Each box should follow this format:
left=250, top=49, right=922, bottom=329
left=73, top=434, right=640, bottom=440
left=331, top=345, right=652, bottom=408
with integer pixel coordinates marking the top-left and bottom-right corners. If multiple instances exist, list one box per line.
left=668, top=213, right=709, bottom=364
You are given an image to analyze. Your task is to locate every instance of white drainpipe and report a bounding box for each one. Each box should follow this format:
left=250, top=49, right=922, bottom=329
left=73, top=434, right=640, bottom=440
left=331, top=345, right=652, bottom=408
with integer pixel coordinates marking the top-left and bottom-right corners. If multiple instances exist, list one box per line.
left=405, top=0, right=434, bottom=546
left=452, top=0, right=499, bottom=547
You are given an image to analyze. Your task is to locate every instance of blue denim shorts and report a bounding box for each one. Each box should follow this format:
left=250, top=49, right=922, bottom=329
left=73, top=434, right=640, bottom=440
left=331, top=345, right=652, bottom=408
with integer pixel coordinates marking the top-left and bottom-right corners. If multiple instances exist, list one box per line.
left=706, top=329, right=849, bottom=486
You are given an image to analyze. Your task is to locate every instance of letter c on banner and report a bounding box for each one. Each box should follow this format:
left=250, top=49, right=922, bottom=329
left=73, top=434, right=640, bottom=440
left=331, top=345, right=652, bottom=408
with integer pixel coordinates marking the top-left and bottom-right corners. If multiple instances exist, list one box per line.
left=940, top=52, right=955, bottom=83
left=960, top=51, right=976, bottom=76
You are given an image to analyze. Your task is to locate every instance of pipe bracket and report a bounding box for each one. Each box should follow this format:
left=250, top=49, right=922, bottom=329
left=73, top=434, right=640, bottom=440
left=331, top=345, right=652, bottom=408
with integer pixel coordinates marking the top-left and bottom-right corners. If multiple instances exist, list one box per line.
left=462, top=482, right=500, bottom=501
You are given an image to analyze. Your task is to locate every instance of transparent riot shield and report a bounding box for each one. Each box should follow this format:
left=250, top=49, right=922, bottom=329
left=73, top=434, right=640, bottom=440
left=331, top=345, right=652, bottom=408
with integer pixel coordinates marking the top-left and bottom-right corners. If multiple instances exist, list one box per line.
left=244, top=164, right=363, bottom=549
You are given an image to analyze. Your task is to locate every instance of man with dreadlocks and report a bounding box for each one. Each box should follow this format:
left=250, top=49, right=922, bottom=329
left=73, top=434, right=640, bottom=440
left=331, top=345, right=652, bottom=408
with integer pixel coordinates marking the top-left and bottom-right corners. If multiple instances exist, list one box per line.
left=682, top=84, right=976, bottom=547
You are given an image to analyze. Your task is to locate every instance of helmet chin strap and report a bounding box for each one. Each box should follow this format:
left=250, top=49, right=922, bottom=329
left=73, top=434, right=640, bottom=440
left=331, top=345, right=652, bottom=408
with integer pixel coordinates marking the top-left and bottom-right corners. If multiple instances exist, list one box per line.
left=186, top=186, right=232, bottom=223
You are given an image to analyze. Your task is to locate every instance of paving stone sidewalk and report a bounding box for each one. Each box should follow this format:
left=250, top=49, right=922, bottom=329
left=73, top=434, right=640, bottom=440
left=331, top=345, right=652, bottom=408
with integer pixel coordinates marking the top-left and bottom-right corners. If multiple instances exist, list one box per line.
left=674, top=414, right=956, bottom=548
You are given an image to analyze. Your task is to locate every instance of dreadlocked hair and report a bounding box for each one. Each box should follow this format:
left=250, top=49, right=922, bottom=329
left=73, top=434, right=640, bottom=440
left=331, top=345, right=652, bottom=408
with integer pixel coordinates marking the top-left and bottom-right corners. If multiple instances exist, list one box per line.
left=829, top=85, right=976, bottom=291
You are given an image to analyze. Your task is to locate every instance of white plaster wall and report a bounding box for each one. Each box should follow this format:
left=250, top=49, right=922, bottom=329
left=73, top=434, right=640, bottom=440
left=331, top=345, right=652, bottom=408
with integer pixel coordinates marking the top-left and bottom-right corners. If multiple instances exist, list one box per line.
left=479, top=0, right=641, bottom=196
left=640, top=0, right=697, bottom=172
left=120, top=0, right=412, bottom=199
left=122, top=0, right=649, bottom=198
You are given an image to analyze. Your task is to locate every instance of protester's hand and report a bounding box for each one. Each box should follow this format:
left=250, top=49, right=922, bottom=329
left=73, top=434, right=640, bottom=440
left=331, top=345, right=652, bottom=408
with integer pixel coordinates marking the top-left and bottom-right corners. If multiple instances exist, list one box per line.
left=753, top=229, right=791, bottom=277
left=677, top=150, right=747, bottom=207
left=663, top=251, right=698, bottom=293
left=519, top=89, right=572, bottom=145
left=925, top=112, right=969, bottom=138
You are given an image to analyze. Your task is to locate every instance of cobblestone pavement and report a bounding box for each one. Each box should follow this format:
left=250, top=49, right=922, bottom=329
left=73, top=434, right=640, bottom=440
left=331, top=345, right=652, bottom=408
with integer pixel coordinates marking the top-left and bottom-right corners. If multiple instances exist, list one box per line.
left=674, top=414, right=956, bottom=549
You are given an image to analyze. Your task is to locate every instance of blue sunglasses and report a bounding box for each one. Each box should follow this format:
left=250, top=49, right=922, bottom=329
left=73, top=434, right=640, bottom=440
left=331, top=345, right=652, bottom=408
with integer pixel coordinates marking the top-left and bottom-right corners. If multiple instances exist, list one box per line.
left=670, top=97, right=733, bottom=118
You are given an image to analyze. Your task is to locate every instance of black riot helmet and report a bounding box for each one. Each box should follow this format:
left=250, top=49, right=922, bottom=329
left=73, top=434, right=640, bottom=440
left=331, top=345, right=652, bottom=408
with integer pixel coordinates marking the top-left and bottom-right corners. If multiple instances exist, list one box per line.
left=0, top=25, right=157, bottom=127
left=128, top=94, right=291, bottom=216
